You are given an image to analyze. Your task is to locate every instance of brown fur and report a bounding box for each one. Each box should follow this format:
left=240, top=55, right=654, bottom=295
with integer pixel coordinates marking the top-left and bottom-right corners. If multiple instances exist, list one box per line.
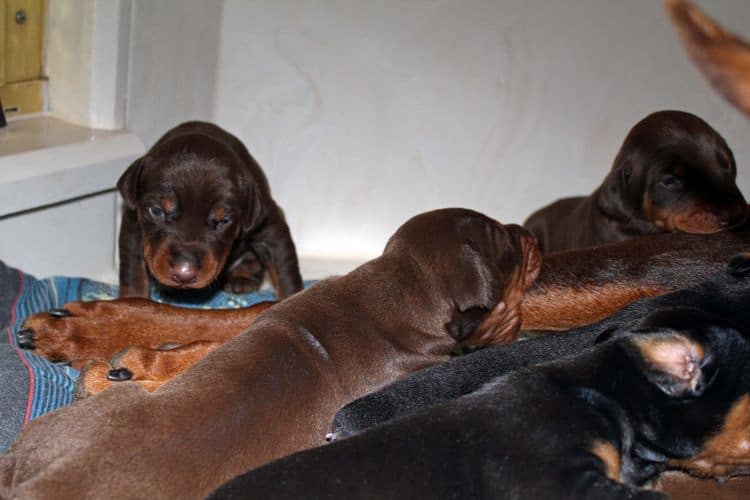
left=521, top=225, right=750, bottom=331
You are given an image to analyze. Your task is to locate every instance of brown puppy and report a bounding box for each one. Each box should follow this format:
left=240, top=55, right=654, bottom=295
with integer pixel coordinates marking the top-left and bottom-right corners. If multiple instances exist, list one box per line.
left=118, top=121, right=302, bottom=298
left=0, top=208, right=541, bottom=499
left=524, top=110, right=747, bottom=253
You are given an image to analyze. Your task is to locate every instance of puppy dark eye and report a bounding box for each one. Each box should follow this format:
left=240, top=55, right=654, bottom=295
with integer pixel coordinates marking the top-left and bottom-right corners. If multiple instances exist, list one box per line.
left=214, top=216, right=231, bottom=229
left=659, top=175, right=681, bottom=188
left=148, top=206, right=165, bottom=219
left=716, top=152, right=733, bottom=171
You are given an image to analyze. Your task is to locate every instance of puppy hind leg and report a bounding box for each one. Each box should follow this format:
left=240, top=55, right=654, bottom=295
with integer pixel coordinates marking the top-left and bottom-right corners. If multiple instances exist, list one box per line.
left=112, top=341, right=222, bottom=389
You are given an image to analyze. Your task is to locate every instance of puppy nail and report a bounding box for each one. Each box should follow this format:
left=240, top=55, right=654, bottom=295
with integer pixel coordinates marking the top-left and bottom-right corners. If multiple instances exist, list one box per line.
left=107, top=368, right=133, bottom=381
left=48, top=308, right=71, bottom=318
left=16, top=329, right=34, bottom=349
left=325, top=433, right=336, bottom=442
left=16, top=328, right=33, bottom=338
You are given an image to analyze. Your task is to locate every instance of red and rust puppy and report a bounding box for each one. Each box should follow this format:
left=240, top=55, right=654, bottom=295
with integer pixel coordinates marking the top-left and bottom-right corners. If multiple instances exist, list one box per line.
left=524, top=110, right=748, bottom=253
left=0, top=209, right=540, bottom=499
left=118, top=121, right=302, bottom=298
left=211, top=307, right=750, bottom=499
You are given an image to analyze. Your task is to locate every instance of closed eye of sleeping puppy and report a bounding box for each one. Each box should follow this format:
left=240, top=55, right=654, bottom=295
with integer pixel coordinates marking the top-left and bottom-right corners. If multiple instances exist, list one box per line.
left=209, top=307, right=750, bottom=500
left=523, top=110, right=748, bottom=254
left=117, top=121, right=303, bottom=298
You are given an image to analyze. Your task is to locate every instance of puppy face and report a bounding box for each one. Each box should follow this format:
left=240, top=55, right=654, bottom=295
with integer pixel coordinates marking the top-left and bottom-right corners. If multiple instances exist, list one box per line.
left=611, top=110, right=747, bottom=233
left=118, top=135, right=260, bottom=289
left=384, top=208, right=541, bottom=345
left=623, top=308, right=750, bottom=479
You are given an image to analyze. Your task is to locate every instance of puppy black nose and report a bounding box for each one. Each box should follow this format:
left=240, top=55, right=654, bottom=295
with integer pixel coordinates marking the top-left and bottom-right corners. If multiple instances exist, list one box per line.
left=171, top=259, right=199, bottom=283
left=169, top=249, right=201, bottom=284
left=727, top=253, right=750, bottom=277
left=719, top=204, right=749, bottom=228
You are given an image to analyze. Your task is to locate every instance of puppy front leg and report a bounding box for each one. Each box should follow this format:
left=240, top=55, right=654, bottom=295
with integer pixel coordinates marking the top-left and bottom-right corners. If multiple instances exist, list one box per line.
left=253, top=209, right=303, bottom=299
left=18, top=299, right=275, bottom=368
left=118, top=209, right=149, bottom=298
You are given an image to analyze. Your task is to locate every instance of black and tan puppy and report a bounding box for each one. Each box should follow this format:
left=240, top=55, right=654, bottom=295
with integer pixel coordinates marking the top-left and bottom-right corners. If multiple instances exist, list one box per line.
left=524, top=110, right=748, bottom=253
left=117, top=121, right=302, bottom=298
left=211, top=306, right=750, bottom=499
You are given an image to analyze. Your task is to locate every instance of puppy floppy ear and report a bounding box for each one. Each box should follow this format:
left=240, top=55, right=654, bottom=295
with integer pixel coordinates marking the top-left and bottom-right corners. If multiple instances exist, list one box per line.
left=242, top=181, right=269, bottom=232
left=598, top=155, right=637, bottom=220
left=117, top=158, right=144, bottom=210
left=628, top=330, right=710, bottom=398
left=445, top=227, right=539, bottom=345
left=445, top=242, right=493, bottom=342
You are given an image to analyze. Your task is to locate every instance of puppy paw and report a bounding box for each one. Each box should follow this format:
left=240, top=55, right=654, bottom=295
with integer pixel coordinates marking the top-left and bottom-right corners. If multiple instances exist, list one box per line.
left=224, top=253, right=266, bottom=293
left=16, top=298, right=188, bottom=368
left=75, top=360, right=117, bottom=399
left=17, top=302, right=119, bottom=368
left=224, top=275, right=263, bottom=294
left=74, top=350, right=166, bottom=399
left=103, top=341, right=221, bottom=394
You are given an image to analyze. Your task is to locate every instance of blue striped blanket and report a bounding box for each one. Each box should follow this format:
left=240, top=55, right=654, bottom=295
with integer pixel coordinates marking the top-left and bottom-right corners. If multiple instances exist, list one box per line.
left=0, top=260, right=280, bottom=451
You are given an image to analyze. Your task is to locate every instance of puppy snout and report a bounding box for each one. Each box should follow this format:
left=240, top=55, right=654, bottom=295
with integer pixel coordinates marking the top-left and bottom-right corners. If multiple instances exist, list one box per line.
left=168, top=250, right=202, bottom=284
left=710, top=203, right=748, bottom=229
left=717, top=203, right=749, bottom=228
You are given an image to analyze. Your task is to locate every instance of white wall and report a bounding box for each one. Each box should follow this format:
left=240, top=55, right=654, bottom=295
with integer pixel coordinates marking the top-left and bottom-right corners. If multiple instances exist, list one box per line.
left=126, top=0, right=750, bottom=262
left=126, top=0, right=222, bottom=145
left=46, top=0, right=130, bottom=129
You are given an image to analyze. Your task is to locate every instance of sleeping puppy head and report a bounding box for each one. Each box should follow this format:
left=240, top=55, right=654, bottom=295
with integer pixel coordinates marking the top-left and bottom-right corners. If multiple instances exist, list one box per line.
left=600, top=110, right=748, bottom=234
left=118, top=125, right=268, bottom=290
left=617, top=307, right=750, bottom=479
left=383, top=208, right=541, bottom=346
